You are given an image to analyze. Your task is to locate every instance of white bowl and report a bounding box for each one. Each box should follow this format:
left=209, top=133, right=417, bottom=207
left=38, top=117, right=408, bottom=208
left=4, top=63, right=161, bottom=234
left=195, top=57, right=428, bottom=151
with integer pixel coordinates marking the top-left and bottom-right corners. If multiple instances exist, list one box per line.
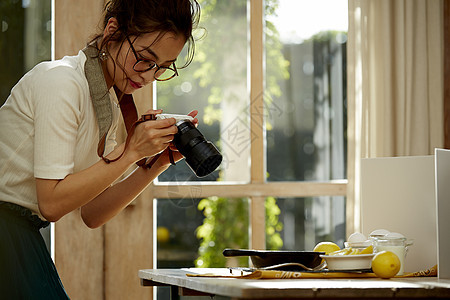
left=320, top=254, right=375, bottom=271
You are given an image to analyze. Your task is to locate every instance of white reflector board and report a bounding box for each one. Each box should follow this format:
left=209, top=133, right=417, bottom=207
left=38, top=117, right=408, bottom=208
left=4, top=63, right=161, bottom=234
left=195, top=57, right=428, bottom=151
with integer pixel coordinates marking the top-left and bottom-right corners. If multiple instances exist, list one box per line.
left=361, top=156, right=436, bottom=273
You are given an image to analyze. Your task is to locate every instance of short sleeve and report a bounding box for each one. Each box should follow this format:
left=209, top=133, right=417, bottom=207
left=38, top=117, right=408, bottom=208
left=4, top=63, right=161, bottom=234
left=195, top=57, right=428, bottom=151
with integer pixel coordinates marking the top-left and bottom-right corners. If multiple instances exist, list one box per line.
left=33, top=66, right=84, bottom=179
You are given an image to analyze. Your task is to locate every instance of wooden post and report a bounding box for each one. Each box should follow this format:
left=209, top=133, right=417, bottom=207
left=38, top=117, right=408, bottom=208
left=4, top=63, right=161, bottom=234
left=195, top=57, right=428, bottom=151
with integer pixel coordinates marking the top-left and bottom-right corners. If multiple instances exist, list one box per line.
left=104, top=85, right=154, bottom=300
left=54, top=1, right=154, bottom=299
left=54, top=1, right=104, bottom=299
left=249, top=0, right=266, bottom=250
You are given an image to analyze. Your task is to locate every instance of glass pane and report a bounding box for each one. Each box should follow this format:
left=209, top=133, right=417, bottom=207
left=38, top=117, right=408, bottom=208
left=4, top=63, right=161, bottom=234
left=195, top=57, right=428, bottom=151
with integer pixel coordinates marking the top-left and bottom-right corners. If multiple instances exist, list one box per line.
left=156, top=197, right=250, bottom=268
left=156, top=0, right=250, bottom=183
left=270, top=197, right=346, bottom=251
left=156, top=198, right=204, bottom=268
left=156, top=196, right=250, bottom=299
left=0, top=0, right=51, bottom=105
left=265, top=0, right=348, bottom=182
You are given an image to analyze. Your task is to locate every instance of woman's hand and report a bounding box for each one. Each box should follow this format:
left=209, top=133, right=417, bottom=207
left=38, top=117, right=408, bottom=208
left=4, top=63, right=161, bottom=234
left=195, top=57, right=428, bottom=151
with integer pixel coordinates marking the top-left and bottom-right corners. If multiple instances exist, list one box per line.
left=152, top=110, right=199, bottom=167
left=187, top=109, right=199, bottom=126
left=124, top=109, right=178, bottom=163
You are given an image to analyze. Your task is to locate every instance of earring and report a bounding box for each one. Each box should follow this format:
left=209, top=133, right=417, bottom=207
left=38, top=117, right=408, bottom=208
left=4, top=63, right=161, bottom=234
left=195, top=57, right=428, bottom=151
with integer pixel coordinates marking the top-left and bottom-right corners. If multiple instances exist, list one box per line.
left=99, top=49, right=108, bottom=61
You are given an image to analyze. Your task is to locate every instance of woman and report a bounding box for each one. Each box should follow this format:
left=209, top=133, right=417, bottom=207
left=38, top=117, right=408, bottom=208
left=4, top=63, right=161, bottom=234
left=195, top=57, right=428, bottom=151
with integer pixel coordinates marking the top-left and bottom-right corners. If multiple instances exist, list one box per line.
left=0, top=0, right=201, bottom=298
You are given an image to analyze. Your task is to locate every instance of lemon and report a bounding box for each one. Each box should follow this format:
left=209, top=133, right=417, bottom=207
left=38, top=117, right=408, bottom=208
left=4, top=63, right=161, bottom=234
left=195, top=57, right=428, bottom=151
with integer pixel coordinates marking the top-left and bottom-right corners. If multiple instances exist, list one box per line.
left=371, top=251, right=401, bottom=278
left=329, top=248, right=351, bottom=255
left=313, top=241, right=340, bottom=255
left=157, top=226, right=170, bottom=243
left=360, top=245, right=373, bottom=254
left=349, top=248, right=360, bottom=255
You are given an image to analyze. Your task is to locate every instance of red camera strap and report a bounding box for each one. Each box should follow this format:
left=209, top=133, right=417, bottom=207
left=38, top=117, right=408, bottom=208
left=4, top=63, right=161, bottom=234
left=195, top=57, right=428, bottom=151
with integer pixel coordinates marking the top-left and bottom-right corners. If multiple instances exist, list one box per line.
left=96, top=86, right=175, bottom=169
left=83, top=45, right=174, bottom=169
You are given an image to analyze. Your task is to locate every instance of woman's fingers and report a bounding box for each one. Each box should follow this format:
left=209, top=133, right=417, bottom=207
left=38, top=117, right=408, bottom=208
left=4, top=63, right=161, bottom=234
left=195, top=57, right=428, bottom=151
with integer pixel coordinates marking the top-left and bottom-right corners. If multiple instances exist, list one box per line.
left=128, top=117, right=178, bottom=158
left=140, top=125, right=176, bottom=144
left=187, top=110, right=198, bottom=118
left=187, top=110, right=199, bottom=126
left=143, top=108, right=163, bottom=115
left=144, top=117, right=177, bottom=130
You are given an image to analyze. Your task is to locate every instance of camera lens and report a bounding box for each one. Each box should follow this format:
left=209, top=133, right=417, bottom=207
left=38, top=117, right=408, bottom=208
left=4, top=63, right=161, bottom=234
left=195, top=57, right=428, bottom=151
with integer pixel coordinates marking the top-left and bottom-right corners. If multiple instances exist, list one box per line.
left=173, top=121, right=222, bottom=177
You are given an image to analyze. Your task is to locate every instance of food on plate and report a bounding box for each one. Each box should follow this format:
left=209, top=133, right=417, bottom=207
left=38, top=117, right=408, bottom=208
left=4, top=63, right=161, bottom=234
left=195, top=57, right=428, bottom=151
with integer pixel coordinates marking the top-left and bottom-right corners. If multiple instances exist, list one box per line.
left=313, top=242, right=340, bottom=264
left=371, top=250, right=401, bottom=279
left=328, top=245, right=373, bottom=256
left=313, top=241, right=341, bottom=255
left=359, top=245, right=373, bottom=254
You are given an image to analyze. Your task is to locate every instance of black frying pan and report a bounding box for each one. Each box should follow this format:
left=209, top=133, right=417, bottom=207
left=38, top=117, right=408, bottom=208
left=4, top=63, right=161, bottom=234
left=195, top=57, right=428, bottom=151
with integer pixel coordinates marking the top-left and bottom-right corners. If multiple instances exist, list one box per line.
left=223, top=249, right=324, bottom=270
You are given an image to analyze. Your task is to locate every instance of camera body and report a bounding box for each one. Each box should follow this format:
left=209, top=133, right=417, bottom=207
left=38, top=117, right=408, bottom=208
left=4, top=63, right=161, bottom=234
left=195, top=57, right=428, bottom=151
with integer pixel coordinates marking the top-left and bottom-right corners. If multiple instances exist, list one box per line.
left=155, top=113, right=222, bottom=177
left=155, top=113, right=195, bottom=123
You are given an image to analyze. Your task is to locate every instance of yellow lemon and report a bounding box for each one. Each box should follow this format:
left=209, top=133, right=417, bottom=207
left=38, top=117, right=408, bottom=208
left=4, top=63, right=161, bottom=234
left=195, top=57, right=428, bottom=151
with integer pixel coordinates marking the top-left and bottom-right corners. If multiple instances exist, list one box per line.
left=313, top=241, right=340, bottom=255
left=360, top=245, right=373, bottom=254
left=157, top=226, right=170, bottom=243
left=371, top=251, right=401, bottom=279
left=329, top=248, right=351, bottom=256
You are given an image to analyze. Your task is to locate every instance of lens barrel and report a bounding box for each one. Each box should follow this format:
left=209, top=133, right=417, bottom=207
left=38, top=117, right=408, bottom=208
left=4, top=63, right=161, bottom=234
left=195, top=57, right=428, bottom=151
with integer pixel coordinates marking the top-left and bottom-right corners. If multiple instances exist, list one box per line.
left=173, top=121, right=222, bottom=177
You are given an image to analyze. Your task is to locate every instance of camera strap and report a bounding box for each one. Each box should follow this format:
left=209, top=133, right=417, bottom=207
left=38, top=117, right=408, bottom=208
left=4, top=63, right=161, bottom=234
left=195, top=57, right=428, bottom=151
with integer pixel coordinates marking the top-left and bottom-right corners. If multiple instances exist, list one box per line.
left=83, top=45, right=174, bottom=170
left=107, top=86, right=175, bottom=169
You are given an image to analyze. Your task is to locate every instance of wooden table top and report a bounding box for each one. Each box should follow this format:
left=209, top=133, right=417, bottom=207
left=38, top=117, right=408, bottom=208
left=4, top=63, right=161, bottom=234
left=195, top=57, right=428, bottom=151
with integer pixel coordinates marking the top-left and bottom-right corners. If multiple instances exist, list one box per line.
left=139, top=268, right=450, bottom=299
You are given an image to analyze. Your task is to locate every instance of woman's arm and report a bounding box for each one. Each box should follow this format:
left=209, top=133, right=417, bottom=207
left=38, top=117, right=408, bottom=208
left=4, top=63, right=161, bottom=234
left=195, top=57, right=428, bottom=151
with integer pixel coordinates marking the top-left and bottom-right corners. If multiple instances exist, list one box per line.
left=36, top=116, right=178, bottom=226
left=79, top=157, right=169, bottom=228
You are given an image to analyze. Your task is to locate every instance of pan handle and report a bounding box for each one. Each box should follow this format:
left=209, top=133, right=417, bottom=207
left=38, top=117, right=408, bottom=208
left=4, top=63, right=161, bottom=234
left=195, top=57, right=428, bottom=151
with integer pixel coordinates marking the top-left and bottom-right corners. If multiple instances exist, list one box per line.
left=223, top=249, right=265, bottom=257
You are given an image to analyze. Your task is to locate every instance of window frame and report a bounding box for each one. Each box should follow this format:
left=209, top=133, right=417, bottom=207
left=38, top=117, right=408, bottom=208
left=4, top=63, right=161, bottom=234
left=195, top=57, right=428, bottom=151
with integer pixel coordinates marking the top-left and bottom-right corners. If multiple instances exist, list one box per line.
left=148, top=0, right=349, bottom=251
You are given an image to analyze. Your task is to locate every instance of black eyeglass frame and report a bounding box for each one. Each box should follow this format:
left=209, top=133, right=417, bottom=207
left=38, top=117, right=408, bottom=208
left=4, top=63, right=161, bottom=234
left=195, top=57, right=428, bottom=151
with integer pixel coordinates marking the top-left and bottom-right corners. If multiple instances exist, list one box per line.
left=125, top=35, right=178, bottom=82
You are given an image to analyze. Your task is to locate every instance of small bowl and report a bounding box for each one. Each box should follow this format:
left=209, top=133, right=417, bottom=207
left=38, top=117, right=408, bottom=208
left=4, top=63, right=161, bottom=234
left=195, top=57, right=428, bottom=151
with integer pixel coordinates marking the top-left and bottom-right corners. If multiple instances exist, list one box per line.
left=321, top=254, right=375, bottom=271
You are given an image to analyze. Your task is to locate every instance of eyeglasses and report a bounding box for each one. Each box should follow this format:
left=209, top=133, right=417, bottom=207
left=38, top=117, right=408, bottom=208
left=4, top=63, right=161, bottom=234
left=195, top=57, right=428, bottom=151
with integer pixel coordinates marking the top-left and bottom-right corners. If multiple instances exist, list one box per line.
left=126, top=35, right=178, bottom=81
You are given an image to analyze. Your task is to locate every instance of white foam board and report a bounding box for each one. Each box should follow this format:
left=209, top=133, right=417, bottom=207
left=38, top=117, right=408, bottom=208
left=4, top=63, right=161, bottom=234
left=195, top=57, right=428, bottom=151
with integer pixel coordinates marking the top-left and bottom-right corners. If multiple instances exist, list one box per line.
left=360, top=156, right=437, bottom=273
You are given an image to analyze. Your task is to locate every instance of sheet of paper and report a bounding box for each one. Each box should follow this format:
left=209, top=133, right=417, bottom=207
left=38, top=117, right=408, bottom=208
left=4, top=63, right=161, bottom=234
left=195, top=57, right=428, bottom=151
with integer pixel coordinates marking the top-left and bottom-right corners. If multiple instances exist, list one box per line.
left=360, top=156, right=437, bottom=273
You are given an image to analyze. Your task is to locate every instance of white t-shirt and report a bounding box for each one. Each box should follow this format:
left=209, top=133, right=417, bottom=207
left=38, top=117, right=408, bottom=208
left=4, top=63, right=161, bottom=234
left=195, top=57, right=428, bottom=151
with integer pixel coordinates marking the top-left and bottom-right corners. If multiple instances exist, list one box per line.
left=0, top=50, right=121, bottom=219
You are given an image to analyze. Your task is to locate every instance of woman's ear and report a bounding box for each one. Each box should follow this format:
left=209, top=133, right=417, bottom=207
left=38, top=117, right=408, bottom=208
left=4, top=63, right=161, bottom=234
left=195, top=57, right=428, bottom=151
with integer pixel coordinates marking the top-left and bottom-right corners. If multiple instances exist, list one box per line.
left=103, top=17, right=120, bottom=39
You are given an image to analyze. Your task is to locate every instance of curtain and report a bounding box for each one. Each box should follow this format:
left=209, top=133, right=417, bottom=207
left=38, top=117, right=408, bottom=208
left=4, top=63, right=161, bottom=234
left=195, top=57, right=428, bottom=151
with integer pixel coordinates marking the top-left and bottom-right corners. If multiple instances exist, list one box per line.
left=346, top=0, right=444, bottom=233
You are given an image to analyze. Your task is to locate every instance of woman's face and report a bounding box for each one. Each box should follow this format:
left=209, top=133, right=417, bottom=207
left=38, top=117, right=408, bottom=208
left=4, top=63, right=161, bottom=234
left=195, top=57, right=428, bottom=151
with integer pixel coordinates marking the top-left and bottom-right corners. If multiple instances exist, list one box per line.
left=103, top=26, right=185, bottom=94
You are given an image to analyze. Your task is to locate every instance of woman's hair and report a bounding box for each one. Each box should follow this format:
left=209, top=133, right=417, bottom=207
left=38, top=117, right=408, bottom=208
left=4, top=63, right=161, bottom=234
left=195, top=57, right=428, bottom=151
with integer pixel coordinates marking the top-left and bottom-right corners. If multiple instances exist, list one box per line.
left=91, top=0, right=201, bottom=69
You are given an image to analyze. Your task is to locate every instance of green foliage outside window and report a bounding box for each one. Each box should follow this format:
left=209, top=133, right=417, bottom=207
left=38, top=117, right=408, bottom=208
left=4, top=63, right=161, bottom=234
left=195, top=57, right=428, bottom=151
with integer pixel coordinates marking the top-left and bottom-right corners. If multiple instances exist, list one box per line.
left=190, top=0, right=287, bottom=267
left=156, top=0, right=288, bottom=267
left=195, top=196, right=283, bottom=268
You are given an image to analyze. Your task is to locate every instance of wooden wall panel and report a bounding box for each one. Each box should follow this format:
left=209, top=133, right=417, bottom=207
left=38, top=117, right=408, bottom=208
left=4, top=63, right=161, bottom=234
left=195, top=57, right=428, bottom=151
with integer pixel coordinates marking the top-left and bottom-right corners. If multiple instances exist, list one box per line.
left=55, top=213, right=104, bottom=299
left=54, top=1, right=105, bottom=299
left=104, top=85, right=154, bottom=300
left=54, top=0, right=103, bottom=59
left=104, top=191, right=154, bottom=300
left=55, top=2, right=154, bottom=299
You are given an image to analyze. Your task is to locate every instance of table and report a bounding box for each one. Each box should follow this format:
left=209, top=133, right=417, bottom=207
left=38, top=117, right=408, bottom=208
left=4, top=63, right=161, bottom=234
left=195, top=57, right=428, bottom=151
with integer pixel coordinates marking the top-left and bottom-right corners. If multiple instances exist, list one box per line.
left=139, top=268, right=450, bottom=299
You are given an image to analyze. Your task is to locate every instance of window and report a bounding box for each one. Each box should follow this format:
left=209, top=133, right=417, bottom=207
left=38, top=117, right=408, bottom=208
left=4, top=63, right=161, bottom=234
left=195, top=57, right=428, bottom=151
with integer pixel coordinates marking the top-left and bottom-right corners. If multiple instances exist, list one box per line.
left=152, top=0, right=348, bottom=284
left=0, top=0, right=51, bottom=106
left=265, top=0, right=348, bottom=249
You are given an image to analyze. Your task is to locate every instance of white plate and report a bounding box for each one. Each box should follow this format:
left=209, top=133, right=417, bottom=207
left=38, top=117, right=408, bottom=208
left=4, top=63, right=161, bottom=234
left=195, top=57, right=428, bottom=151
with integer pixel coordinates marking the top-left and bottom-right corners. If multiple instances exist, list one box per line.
left=320, top=254, right=375, bottom=271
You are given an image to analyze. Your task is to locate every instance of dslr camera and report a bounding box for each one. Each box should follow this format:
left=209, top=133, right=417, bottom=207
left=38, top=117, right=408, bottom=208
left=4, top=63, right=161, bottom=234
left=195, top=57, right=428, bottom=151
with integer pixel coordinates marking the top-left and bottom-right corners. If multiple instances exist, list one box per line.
left=155, top=114, right=222, bottom=177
